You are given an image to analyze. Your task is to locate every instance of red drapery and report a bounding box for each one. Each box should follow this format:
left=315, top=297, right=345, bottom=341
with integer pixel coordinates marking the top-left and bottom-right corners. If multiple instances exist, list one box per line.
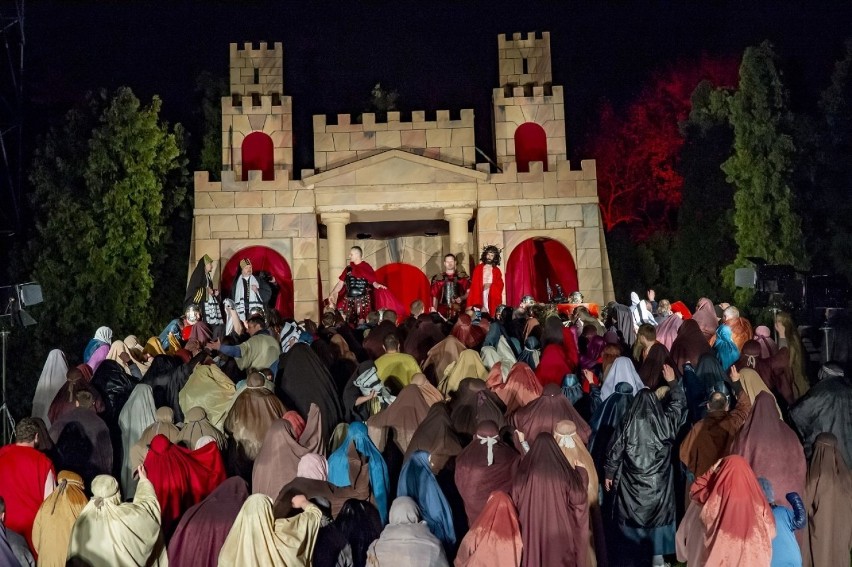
left=506, top=238, right=578, bottom=307
left=514, top=122, right=548, bottom=173
left=241, top=132, right=275, bottom=181
left=375, top=262, right=431, bottom=318
left=220, top=245, right=294, bottom=318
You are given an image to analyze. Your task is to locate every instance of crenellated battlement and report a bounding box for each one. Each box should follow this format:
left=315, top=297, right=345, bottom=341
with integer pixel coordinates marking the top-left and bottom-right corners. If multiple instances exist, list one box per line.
left=313, top=109, right=474, bottom=132
left=312, top=109, right=477, bottom=171
left=222, top=93, right=292, bottom=115
left=229, top=42, right=284, bottom=63
left=498, top=31, right=552, bottom=87
left=498, top=31, right=549, bottom=49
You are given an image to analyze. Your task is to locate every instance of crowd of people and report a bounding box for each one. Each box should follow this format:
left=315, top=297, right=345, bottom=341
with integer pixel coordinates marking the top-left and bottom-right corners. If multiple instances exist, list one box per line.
left=0, top=249, right=850, bottom=566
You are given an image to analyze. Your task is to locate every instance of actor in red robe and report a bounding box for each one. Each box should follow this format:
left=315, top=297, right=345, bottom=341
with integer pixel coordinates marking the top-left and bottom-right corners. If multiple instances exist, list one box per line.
left=468, top=246, right=504, bottom=318
left=326, top=246, right=388, bottom=323
left=0, top=418, right=55, bottom=554
left=143, top=434, right=226, bottom=538
left=430, top=253, right=471, bottom=318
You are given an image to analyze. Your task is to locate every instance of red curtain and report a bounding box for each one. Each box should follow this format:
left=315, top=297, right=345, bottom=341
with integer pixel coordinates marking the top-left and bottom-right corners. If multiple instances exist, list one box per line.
left=220, top=245, right=294, bottom=318
left=375, top=263, right=431, bottom=318
left=506, top=238, right=578, bottom=307
left=241, top=131, right=275, bottom=181
left=514, top=122, right=548, bottom=173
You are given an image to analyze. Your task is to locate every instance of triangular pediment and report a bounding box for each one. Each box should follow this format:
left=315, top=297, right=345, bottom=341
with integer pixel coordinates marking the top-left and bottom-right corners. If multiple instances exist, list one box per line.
left=302, top=149, right=488, bottom=187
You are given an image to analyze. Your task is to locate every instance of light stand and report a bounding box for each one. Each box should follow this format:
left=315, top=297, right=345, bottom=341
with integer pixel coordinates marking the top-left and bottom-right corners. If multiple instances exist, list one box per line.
left=0, top=329, right=14, bottom=445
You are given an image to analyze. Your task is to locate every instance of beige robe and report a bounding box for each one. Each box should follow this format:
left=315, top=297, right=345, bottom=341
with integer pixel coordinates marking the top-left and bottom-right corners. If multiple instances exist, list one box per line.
left=67, top=475, right=167, bottom=567
left=218, top=494, right=321, bottom=567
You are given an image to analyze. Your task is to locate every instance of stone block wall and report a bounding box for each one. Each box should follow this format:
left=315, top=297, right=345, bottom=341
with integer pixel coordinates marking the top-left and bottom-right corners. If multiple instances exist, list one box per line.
left=229, top=42, right=283, bottom=95
left=221, top=94, right=293, bottom=179
left=498, top=31, right=552, bottom=87
left=313, top=110, right=476, bottom=171
left=492, top=86, right=567, bottom=170
left=474, top=158, right=611, bottom=305
left=191, top=171, right=319, bottom=320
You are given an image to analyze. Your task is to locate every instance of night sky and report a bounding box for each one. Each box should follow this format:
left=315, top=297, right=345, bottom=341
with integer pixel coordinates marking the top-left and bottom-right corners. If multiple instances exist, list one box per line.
left=14, top=1, right=852, bottom=171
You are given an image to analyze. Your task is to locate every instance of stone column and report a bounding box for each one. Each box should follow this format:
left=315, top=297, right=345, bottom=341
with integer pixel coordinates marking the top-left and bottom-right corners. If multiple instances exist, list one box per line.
left=444, top=207, right=474, bottom=263
left=321, top=212, right=351, bottom=293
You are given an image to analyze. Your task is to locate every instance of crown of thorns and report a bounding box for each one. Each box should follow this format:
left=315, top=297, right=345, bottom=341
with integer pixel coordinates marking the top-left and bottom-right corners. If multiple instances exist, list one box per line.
left=481, top=245, right=502, bottom=254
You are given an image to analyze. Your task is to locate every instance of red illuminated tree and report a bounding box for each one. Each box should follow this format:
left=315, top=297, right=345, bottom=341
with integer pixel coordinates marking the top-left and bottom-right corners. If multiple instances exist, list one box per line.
left=587, top=56, right=739, bottom=238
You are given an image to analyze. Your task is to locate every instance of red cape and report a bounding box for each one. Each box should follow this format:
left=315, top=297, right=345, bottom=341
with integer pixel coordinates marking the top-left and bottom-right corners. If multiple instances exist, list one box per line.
left=143, top=434, right=226, bottom=538
left=0, top=444, right=55, bottom=554
left=468, top=264, right=504, bottom=317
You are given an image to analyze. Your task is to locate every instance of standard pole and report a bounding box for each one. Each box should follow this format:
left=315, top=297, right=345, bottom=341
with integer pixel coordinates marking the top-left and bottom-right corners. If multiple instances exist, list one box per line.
left=1, top=330, right=7, bottom=444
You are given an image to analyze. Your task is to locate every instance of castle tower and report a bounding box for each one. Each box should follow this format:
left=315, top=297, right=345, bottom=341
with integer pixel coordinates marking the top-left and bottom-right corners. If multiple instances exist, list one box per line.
left=492, top=32, right=567, bottom=172
left=221, top=42, right=293, bottom=180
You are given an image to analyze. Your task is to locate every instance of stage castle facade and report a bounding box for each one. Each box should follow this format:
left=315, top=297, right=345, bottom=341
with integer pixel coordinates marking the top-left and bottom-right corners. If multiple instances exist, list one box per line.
left=190, top=32, right=614, bottom=320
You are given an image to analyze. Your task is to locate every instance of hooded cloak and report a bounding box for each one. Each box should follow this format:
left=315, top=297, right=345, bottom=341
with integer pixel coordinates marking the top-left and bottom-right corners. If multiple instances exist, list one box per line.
left=31, top=349, right=68, bottom=428
left=449, top=378, right=507, bottom=439
left=31, top=471, right=88, bottom=567
left=754, top=325, right=779, bottom=358
left=655, top=314, right=682, bottom=351
left=454, top=420, right=520, bottom=526
left=167, top=476, right=249, bottom=567
left=511, top=383, right=591, bottom=449
left=327, top=422, right=390, bottom=523
left=454, top=491, right=523, bottom=567
left=676, top=455, right=775, bottom=567
left=176, top=406, right=226, bottom=450
left=403, top=317, right=446, bottom=364
left=600, top=356, right=645, bottom=402
left=730, top=391, right=806, bottom=502
left=398, top=451, right=456, bottom=546
left=91, top=359, right=137, bottom=428
left=637, top=342, right=673, bottom=389
left=142, top=352, right=205, bottom=424
left=692, top=298, right=718, bottom=341
left=143, top=434, right=227, bottom=538
left=511, top=433, right=589, bottom=567
left=422, top=336, right=466, bottom=385
left=588, top=381, right=634, bottom=476
left=118, top=384, right=157, bottom=498
left=487, top=362, right=542, bottom=415
left=46, top=404, right=111, bottom=485
left=404, top=403, right=463, bottom=474
left=218, top=494, right=322, bottom=567
left=790, top=368, right=852, bottom=464
left=439, top=349, right=487, bottom=394
left=178, top=363, right=237, bottom=431
left=452, top=314, right=486, bottom=349
left=604, top=382, right=685, bottom=531
left=714, top=324, right=740, bottom=371
left=47, top=369, right=104, bottom=425
left=130, top=407, right=182, bottom=472
left=801, top=433, right=852, bottom=567
left=275, top=343, right=344, bottom=443
left=412, top=373, right=444, bottom=406
left=67, top=475, right=166, bottom=567
left=367, top=383, right=431, bottom=453
left=669, top=319, right=711, bottom=374
left=252, top=404, right=324, bottom=499
left=224, top=386, right=287, bottom=471
left=366, top=496, right=449, bottom=567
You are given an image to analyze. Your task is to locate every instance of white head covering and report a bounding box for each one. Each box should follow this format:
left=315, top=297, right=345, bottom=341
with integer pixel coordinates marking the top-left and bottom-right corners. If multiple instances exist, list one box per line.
left=94, top=326, right=113, bottom=344
left=118, top=384, right=157, bottom=498
left=600, top=356, right=645, bottom=400
left=32, top=349, right=68, bottom=427
left=194, top=435, right=218, bottom=450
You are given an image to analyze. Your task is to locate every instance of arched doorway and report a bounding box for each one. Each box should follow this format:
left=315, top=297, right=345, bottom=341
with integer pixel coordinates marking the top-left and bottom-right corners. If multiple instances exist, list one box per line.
left=241, top=132, right=275, bottom=181
left=514, top=122, right=548, bottom=173
left=506, top=238, right=578, bottom=307
left=221, top=245, right=294, bottom=318
left=375, top=263, right=431, bottom=318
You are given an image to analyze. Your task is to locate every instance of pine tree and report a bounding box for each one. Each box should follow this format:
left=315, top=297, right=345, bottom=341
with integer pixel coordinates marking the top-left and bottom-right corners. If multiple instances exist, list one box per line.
left=721, top=42, right=808, bottom=303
